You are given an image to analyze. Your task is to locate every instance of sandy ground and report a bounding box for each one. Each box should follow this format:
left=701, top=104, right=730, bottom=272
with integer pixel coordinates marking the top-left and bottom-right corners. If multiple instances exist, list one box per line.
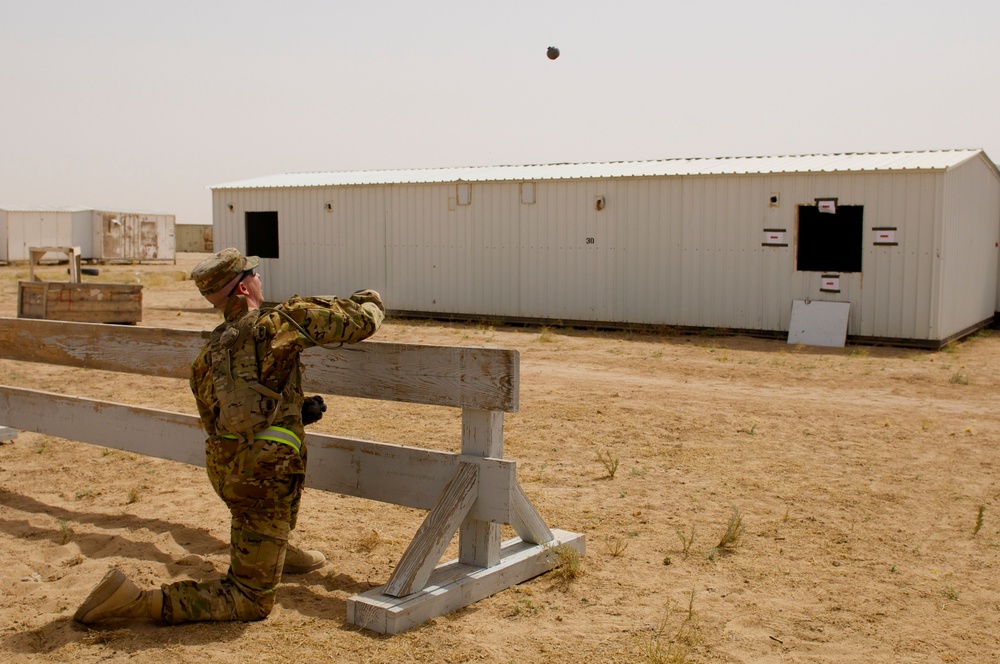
left=1, top=254, right=1000, bottom=663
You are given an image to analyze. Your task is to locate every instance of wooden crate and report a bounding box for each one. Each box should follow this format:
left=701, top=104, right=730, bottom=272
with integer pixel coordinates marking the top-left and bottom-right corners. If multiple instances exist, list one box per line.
left=17, top=281, right=142, bottom=324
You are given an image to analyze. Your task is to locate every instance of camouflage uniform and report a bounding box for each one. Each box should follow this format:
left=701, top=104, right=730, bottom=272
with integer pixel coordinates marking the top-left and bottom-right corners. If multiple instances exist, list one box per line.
left=161, top=252, right=384, bottom=624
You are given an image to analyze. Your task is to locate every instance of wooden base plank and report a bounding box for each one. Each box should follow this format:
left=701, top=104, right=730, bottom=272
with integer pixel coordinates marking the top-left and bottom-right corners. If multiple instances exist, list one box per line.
left=347, top=529, right=585, bottom=634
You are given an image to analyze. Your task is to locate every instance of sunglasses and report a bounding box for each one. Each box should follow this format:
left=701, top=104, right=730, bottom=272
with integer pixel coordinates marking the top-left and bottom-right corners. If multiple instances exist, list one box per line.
left=227, top=269, right=257, bottom=298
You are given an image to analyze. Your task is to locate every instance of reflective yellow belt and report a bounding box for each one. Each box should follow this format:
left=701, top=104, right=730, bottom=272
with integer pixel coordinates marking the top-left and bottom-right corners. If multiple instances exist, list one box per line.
left=222, top=426, right=302, bottom=453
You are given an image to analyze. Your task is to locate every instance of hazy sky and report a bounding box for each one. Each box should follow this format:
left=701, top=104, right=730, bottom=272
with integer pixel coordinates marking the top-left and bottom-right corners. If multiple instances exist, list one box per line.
left=2, top=1, right=998, bottom=224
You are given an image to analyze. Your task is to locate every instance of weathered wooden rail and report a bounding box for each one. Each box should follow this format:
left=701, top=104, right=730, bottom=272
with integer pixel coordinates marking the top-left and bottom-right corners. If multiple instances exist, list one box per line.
left=0, top=317, right=584, bottom=633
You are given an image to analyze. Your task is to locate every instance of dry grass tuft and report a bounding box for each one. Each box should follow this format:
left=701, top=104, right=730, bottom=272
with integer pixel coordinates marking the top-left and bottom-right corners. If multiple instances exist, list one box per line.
left=354, top=529, right=383, bottom=553
left=126, top=485, right=144, bottom=505
left=709, top=506, right=745, bottom=560
left=606, top=535, right=629, bottom=558
left=536, top=326, right=557, bottom=343
left=545, top=543, right=583, bottom=582
left=674, top=524, right=696, bottom=558
left=639, top=589, right=700, bottom=663
left=597, top=449, right=620, bottom=479
left=58, top=520, right=72, bottom=545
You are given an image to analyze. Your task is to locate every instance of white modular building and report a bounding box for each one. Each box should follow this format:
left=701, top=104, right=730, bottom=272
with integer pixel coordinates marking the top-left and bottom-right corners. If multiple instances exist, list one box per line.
left=0, top=207, right=176, bottom=263
left=209, top=150, right=1000, bottom=346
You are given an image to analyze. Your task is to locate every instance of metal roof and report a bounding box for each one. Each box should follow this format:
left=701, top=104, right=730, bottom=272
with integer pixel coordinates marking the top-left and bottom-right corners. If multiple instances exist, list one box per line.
left=209, top=149, right=994, bottom=190
left=0, top=205, right=172, bottom=215
left=0, top=205, right=94, bottom=213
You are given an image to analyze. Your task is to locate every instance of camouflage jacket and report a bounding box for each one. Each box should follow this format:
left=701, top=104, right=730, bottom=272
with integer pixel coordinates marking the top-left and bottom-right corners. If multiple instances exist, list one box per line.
left=190, top=291, right=385, bottom=447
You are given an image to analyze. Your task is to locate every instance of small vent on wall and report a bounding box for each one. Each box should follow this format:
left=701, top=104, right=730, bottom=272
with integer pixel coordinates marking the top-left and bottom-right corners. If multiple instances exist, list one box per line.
left=521, top=182, right=535, bottom=205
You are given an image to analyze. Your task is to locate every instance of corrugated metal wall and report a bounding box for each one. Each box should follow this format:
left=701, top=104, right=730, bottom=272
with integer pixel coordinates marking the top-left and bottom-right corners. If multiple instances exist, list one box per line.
left=214, top=186, right=388, bottom=300
left=388, top=184, right=464, bottom=312
left=509, top=171, right=946, bottom=338
left=4, top=211, right=77, bottom=260
left=766, top=171, right=943, bottom=340
left=212, top=160, right=1000, bottom=342
left=0, top=211, right=7, bottom=261
left=939, top=155, right=1000, bottom=338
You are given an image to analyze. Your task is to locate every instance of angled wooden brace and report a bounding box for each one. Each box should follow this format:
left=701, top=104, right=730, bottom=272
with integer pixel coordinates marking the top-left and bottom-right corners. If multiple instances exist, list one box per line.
left=384, top=461, right=480, bottom=597
left=510, top=480, right=553, bottom=545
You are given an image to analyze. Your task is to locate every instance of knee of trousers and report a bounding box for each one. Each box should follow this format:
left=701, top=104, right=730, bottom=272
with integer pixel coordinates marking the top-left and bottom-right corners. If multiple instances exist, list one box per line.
left=229, top=584, right=277, bottom=621
left=230, top=527, right=288, bottom=594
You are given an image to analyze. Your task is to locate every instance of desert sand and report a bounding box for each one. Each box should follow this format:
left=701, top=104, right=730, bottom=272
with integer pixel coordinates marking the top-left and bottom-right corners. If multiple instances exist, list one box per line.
left=1, top=254, right=999, bottom=663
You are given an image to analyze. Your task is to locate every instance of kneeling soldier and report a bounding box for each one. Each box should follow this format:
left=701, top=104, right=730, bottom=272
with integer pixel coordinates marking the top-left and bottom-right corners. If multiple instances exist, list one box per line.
left=76, top=248, right=384, bottom=624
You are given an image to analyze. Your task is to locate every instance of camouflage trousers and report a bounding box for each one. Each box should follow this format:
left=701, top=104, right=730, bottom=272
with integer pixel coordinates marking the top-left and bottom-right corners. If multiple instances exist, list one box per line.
left=161, top=436, right=306, bottom=623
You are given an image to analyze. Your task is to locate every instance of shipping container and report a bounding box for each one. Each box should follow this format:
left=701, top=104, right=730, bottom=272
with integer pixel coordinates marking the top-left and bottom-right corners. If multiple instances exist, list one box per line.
left=0, top=207, right=92, bottom=261
left=175, top=224, right=214, bottom=252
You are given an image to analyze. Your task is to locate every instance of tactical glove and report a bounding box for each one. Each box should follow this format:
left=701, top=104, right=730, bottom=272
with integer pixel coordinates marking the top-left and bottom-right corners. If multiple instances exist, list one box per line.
left=302, top=395, right=327, bottom=425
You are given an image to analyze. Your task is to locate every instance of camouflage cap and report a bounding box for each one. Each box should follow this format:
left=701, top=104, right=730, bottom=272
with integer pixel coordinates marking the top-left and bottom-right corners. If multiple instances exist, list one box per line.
left=191, top=248, right=260, bottom=296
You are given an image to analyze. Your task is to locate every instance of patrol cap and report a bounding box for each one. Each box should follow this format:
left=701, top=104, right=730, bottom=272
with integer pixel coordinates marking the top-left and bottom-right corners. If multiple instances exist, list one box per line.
left=191, top=247, right=260, bottom=296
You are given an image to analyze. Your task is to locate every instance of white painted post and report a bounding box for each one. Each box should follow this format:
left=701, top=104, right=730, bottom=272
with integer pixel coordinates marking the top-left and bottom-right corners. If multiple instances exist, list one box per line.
left=459, top=408, right=503, bottom=568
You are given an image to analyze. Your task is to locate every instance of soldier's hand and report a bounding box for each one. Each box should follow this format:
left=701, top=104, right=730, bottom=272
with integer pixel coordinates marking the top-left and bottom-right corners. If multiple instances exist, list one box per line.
left=302, top=395, right=327, bottom=425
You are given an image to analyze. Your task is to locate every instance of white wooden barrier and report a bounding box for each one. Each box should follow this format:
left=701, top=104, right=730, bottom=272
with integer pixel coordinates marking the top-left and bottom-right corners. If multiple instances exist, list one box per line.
left=0, top=317, right=584, bottom=634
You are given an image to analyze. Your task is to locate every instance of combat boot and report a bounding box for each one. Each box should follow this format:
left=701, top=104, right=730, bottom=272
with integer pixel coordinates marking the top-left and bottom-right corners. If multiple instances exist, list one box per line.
left=74, top=568, right=164, bottom=624
left=283, top=543, right=326, bottom=574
